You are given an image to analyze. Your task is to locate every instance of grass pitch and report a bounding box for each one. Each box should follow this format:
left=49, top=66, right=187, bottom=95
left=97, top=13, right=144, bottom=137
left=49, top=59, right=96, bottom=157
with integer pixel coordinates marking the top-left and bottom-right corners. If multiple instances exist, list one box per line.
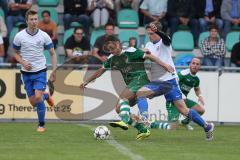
left=0, top=122, right=239, bottom=160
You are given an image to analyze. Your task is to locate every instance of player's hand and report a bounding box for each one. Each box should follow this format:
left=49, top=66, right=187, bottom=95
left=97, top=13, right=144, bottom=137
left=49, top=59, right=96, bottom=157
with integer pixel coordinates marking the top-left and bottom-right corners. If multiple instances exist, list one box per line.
left=22, top=61, right=32, bottom=71
left=101, top=56, right=108, bottom=62
left=49, top=70, right=56, bottom=82
left=198, top=96, right=205, bottom=106
left=149, top=23, right=158, bottom=32
left=163, top=64, right=175, bottom=73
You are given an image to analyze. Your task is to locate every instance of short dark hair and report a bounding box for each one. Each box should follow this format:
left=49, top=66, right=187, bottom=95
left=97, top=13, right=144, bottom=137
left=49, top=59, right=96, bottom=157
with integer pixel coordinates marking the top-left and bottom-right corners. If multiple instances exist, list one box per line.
left=25, top=9, right=38, bottom=21
left=209, top=24, right=218, bottom=31
left=104, top=22, right=115, bottom=29
left=41, top=10, right=51, bottom=17
left=74, top=26, right=84, bottom=33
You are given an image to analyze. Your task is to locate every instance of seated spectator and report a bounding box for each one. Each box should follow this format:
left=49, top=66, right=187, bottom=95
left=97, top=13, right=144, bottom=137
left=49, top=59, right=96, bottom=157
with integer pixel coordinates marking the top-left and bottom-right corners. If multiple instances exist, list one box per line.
left=140, top=0, right=168, bottom=32
left=230, top=41, right=240, bottom=67
left=0, top=16, right=8, bottom=54
left=129, top=37, right=137, bottom=48
left=200, top=25, right=226, bottom=67
left=6, top=0, right=32, bottom=33
left=92, top=22, right=119, bottom=62
left=221, top=0, right=240, bottom=39
left=0, top=0, right=8, bottom=17
left=194, top=0, right=223, bottom=34
left=38, top=10, right=58, bottom=48
left=63, top=0, right=90, bottom=34
left=64, top=26, right=91, bottom=58
left=0, top=35, right=5, bottom=63
left=167, top=0, right=199, bottom=45
left=88, top=0, right=114, bottom=28
left=114, top=0, right=140, bottom=12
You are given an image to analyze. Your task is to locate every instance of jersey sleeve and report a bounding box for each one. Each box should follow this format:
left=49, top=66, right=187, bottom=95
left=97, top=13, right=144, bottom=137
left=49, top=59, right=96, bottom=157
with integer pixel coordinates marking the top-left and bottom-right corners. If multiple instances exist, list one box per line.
left=177, top=71, right=184, bottom=81
left=130, top=49, right=145, bottom=60
left=195, top=77, right=200, bottom=88
left=43, top=32, right=54, bottom=50
left=102, top=56, right=112, bottom=70
left=12, top=33, right=21, bottom=50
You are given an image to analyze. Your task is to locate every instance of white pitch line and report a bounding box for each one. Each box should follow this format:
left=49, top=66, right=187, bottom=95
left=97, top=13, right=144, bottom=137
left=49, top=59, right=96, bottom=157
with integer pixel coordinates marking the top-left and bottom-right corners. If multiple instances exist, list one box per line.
left=77, top=124, right=145, bottom=160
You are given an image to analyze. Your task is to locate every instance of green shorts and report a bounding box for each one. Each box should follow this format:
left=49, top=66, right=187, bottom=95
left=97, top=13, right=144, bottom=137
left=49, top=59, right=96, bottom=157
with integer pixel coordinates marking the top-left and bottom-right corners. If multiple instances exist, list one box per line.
left=166, top=98, right=198, bottom=122
left=127, top=75, right=149, bottom=93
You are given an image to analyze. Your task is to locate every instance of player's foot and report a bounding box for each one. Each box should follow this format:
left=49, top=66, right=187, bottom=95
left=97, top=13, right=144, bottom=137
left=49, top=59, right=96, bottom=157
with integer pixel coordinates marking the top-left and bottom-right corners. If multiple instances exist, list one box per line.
left=37, top=126, right=45, bottom=133
left=136, top=129, right=151, bottom=140
left=109, top=121, right=129, bottom=130
left=184, top=124, right=194, bottom=131
left=205, top=123, right=214, bottom=141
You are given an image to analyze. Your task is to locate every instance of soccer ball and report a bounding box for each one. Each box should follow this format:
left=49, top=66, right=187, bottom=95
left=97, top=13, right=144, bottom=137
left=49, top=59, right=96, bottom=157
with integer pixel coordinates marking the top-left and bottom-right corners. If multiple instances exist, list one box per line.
left=94, top=125, right=111, bottom=140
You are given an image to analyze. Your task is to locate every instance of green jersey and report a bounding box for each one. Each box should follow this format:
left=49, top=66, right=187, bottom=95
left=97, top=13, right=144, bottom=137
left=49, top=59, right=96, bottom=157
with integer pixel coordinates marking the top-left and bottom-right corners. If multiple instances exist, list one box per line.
left=103, top=47, right=149, bottom=92
left=178, top=69, right=200, bottom=97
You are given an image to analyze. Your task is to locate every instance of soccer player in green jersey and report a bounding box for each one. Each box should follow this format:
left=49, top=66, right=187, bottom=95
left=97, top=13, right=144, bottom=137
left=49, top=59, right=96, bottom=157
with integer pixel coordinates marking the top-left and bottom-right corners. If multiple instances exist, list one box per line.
left=167, top=57, right=205, bottom=130
left=80, top=41, right=174, bottom=140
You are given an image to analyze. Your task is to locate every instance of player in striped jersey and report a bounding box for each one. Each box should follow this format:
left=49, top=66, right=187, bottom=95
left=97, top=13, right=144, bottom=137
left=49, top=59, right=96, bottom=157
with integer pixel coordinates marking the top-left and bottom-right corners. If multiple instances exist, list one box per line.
left=13, top=10, right=57, bottom=132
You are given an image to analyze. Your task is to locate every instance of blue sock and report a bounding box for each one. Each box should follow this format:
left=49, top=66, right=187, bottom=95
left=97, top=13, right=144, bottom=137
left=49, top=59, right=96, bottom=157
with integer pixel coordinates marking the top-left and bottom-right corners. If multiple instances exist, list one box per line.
left=188, top=109, right=206, bottom=128
left=35, top=101, right=46, bottom=126
left=137, top=97, right=148, bottom=116
left=43, top=93, right=49, bottom=101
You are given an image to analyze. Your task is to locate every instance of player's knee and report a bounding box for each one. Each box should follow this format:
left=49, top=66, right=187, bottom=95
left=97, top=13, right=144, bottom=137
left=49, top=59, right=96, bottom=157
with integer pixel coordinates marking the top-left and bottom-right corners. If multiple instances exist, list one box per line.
left=199, top=107, right=205, bottom=115
left=29, top=99, right=35, bottom=106
left=35, top=95, right=43, bottom=103
left=115, top=105, right=120, bottom=113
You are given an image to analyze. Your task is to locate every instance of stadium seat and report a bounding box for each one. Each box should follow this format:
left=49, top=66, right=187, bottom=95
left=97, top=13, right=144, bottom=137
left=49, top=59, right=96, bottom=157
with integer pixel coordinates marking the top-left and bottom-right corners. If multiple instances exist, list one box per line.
left=174, top=53, right=195, bottom=71
left=63, top=28, right=74, bottom=45
left=117, top=9, right=139, bottom=28
left=0, top=8, right=4, bottom=18
left=9, top=27, right=19, bottom=42
left=172, top=31, right=194, bottom=51
left=225, top=31, right=240, bottom=52
left=90, top=29, right=105, bottom=47
left=198, top=32, right=210, bottom=48
left=118, top=30, right=140, bottom=47
left=38, top=7, right=59, bottom=25
left=178, top=24, right=190, bottom=30
left=70, top=22, right=82, bottom=28
left=144, top=35, right=150, bottom=45
left=37, top=0, right=59, bottom=7
left=44, top=50, right=60, bottom=65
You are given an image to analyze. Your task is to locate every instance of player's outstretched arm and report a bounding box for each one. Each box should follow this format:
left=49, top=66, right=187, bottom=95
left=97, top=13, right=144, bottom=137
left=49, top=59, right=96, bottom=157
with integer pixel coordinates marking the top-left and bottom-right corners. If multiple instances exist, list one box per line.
left=80, top=67, right=106, bottom=88
left=49, top=48, right=58, bottom=82
left=149, top=23, right=171, bottom=46
left=144, top=53, right=175, bottom=73
left=194, top=87, right=205, bottom=106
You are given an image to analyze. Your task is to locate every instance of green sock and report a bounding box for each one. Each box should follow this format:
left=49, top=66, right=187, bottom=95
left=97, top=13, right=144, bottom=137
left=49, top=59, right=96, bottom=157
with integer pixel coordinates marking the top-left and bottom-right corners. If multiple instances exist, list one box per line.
left=119, top=101, right=131, bottom=124
left=133, top=123, right=147, bottom=133
left=150, top=121, right=170, bottom=130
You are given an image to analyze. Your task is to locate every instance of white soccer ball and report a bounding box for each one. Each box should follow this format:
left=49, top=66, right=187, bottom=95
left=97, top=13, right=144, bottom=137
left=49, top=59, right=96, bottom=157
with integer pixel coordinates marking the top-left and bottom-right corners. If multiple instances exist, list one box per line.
left=94, top=125, right=111, bottom=140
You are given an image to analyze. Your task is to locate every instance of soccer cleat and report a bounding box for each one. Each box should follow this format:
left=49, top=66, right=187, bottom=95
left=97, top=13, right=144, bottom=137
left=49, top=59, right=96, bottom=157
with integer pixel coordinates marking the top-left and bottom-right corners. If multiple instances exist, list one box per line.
left=184, top=124, right=194, bottom=131
left=136, top=129, right=151, bottom=140
left=109, top=121, right=129, bottom=130
left=205, top=123, right=214, bottom=141
left=37, top=126, right=45, bottom=133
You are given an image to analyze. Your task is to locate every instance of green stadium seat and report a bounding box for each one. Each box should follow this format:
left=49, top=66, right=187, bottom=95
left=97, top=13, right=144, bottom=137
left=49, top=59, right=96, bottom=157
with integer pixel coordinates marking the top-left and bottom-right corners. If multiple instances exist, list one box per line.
left=63, top=28, right=74, bottom=45
left=9, top=27, right=19, bottom=42
left=172, top=31, right=194, bottom=51
left=0, top=8, right=4, bottom=18
left=118, top=30, right=140, bottom=47
left=117, top=9, right=139, bottom=28
left=37, top=0, right=59, bottom=7
left=44, top=50, right=60, bottom=65
left=198, top=32, right=210, bottom=48
left=38, top=7, right=59, bottom=25
left=178, top=24, right=190, bottom=30
left=90, top=29, right=105, bottom=47
left=226, top=31, right=240, bottom=52
left=70, top=22, right=82, bottom=28
left=144, top=35, right=150, bottom=45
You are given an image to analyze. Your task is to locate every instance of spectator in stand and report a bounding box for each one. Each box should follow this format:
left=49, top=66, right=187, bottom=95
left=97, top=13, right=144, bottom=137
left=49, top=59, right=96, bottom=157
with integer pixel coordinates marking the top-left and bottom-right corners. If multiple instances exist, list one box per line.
left=88, top=0, right=114, bottom=28
left=221, top=0, right=240, bottom=39
left=167, top=0, right=199, bottom=46
left=38, top=10, right=58, bottom=48
left=6, top=0, right=32, bottom=33
left=140, top=0, right=168, bottom=32
left=63, top=0, right=90, bottom=34
left=200, top=25, right=226, bottom=67
left=0, top=15, right=8, bottom=55
left=0, top=35, right=5, bottom=63
left=129, top=37, right=137, bottom=48
left=114, top=0, right=140, bottom=12
left=92, top=22, right=119, bottom=62
left=64, top=26, right=90, bottom=58
left=194, top=0, right=223, bottom=34
left=230, top=41, right=240, bottom=67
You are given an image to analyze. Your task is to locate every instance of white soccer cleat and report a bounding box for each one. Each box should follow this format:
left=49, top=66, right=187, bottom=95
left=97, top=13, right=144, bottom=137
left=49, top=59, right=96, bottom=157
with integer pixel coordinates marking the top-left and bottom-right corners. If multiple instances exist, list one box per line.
left=185, top=124, right=194, bottom=131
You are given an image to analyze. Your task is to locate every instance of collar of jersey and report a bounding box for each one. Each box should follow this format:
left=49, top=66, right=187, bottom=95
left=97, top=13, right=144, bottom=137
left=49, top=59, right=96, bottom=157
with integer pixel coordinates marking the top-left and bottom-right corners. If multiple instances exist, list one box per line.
left=26, top=28, right=39, bottom=36
left=152, top=39, right=160, bottom=44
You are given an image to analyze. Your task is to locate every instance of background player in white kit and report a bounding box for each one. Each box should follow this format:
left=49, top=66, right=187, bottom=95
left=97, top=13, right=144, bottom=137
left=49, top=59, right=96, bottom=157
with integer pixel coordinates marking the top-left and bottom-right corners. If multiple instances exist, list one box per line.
left=13, top=10, right=57, bottom=132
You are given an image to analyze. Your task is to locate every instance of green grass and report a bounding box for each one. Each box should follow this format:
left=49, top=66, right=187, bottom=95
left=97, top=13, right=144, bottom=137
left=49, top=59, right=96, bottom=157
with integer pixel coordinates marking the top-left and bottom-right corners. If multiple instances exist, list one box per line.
left=0, top=123, right=240, bottom=160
